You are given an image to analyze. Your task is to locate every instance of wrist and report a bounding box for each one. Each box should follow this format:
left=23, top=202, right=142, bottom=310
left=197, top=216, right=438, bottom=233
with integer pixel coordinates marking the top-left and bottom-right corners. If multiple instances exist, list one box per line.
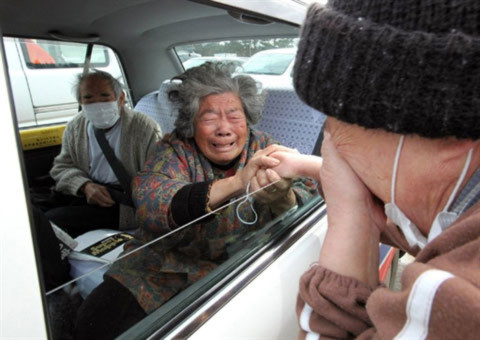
left=79, top=181, right=92, bottom=194
left=232, top=169, right=247, bottom=194
left=328, top=212, right=381, bottom=240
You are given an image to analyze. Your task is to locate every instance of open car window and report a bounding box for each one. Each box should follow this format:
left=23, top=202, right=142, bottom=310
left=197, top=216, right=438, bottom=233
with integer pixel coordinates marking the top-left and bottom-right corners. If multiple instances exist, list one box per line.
left=3, top=37, right=131, bottom=128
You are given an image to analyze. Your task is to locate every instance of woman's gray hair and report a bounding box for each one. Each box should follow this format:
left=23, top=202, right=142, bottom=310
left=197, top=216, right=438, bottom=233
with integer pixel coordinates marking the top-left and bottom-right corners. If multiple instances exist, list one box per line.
left=73, top=69, right=124, bottom=102
left=170, top=62, right=265, bottom=138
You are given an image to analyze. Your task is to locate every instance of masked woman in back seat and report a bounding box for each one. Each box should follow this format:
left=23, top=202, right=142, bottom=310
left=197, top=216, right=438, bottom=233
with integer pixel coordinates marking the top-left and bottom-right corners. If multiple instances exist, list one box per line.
left=47, top=70, right=162, bottom=237
left=75, top=62, right=317, bottom=339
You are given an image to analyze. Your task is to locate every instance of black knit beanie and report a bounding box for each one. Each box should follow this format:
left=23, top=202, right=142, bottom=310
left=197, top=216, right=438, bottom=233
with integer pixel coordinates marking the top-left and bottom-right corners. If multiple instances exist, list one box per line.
left=294, top=0, right=480, bottom=139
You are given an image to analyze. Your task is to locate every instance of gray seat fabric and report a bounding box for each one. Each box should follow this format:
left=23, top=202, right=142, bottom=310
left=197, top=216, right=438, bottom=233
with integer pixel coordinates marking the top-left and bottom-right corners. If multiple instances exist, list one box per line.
left=134, top=80, right=180, bottom=135
left=134, top=90, right=161, bottom=125
left=156, top=80, right=181, bottom=134
left=255, top=88, right=326, bottom=154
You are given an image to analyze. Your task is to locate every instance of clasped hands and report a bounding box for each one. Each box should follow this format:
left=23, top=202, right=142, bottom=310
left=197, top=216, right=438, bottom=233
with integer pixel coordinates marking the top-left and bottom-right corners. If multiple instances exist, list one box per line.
left=240, top=135, right=387, bottom=236
left=237, top=144, right=301, bottom=212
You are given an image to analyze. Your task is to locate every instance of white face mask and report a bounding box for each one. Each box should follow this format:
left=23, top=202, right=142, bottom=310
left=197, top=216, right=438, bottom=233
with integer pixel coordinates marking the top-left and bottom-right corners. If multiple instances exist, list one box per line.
left=83, top=101, right=120, bottom=129
left=384, top=135, right=473, bottom=249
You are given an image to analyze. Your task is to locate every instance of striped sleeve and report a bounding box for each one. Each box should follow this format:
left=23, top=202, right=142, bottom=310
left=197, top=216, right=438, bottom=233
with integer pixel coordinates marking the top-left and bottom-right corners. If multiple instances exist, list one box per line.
left=367, top=262, right=480, bottom=340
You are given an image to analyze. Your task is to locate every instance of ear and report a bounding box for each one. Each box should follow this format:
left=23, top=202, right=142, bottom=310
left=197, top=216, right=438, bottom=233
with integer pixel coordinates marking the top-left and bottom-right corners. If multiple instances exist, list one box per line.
left=118, top=91, right=126, bottom=107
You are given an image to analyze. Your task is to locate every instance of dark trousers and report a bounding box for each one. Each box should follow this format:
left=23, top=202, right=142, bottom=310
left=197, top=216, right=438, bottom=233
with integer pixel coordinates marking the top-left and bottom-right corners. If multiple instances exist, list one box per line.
left=75, top=276, right=146, bottom=340
left=45, top=198, right=120, bottom=238
left=32, top=190, right=120, bottom=237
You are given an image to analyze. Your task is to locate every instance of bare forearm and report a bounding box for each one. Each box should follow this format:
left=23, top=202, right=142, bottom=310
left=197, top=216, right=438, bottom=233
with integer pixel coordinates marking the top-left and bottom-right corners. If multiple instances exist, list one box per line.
left=319, top=212, right=380, bottom=287
left=295, top=155, right=323, bottom=181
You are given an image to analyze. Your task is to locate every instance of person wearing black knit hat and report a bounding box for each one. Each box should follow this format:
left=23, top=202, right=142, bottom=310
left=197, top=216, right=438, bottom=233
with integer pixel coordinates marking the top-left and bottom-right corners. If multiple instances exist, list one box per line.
left=266, top=0, right=480, bottom=339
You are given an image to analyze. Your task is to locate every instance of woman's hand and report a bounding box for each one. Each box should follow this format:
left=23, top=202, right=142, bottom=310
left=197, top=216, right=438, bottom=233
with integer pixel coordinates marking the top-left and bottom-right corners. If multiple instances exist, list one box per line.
left=266, top=150, right=302, bottom=179
left=210, top=144, right=294, bottom=209
left=269, top=150, right=324, bottom=196
left=234, top=144, right=296, bottom=190
left=317, top=131, right=386, bottom=286
left=250, top=168, right=296, bottom=213
left=82, top=182, right=115, bottom=207
left=320, top=132, right=386, bottom=234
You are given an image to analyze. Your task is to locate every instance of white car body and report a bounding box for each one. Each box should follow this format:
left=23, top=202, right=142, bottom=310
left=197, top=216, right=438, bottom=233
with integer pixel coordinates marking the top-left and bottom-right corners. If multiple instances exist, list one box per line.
left=236, top=47, right=296, bottom=89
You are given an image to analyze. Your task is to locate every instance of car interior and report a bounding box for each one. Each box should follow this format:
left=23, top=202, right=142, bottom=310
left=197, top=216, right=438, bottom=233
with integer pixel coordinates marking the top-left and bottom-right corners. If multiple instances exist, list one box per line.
left=0, top=0, right=396, bottom=339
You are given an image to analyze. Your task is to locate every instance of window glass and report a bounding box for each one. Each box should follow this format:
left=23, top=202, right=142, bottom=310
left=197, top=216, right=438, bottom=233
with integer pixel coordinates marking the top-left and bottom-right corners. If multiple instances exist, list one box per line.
left=175, top=38, right=298, bottom=89
left=125, top=193, right=323, bottom=338
left=3, top=37, right=130, bottom=128
left=23, top=39, right=324, bottom=340
left=176, top=38, right=296, bottom=62
left=20, top=39, right=109, bottom=69
left=45, top=185, right=321, bottom=339
left=241, top=51, right=295, bottom=75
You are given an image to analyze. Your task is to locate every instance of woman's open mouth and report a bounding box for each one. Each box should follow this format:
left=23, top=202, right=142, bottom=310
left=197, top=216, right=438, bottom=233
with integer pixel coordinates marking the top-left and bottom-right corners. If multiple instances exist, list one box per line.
left=211, top=141, right=235, bottom=151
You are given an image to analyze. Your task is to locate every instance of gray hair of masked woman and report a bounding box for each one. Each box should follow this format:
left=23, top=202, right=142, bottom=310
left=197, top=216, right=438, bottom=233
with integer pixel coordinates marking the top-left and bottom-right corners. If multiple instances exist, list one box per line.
left=73, top=69, right=124, bottom=102
left=170, top=62, right=265, bottom=139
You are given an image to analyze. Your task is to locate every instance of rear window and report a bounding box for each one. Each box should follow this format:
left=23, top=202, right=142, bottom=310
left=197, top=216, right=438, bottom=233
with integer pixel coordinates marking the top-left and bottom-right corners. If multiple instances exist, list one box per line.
left=175, top=37, right=297, bottom=70
left=241, top=52, right=295, bottom=75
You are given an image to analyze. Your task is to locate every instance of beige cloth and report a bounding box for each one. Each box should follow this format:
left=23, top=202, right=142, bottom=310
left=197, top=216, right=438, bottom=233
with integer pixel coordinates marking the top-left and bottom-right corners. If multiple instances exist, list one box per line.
left=297, top=201, right=480, bottom=339
left=50, top=106, right=162, bottom=230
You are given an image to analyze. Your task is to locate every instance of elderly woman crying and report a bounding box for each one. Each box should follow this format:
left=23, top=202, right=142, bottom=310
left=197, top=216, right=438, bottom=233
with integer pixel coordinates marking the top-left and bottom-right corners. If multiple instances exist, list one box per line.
left=75, top=62, right=317, bottom=340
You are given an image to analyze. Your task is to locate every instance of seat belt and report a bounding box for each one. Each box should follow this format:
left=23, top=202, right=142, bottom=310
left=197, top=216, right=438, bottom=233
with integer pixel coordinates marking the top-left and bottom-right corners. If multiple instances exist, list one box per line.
left=93, top=128, right=134, bottom=207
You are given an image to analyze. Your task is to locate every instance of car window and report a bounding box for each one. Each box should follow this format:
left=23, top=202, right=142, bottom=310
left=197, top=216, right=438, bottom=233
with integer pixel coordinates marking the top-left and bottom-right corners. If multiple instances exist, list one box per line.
left=123, top=191, right=323, bottom=338
left=3, top=37, right=131, bottom=128
left=175, top=37, right=297, bottom=70
left=46, top=184, right=321, bottom=338
left=183, top=57, right=210, bottom=69
left=183, top=57, right=246, bottom=70
left=1, top=0, right=328, bottom=338
left=241, top=51, right=295, bottom=75
left=27, top=37, right=323, bottom=340
left=20, top=38, right=109, bottom=68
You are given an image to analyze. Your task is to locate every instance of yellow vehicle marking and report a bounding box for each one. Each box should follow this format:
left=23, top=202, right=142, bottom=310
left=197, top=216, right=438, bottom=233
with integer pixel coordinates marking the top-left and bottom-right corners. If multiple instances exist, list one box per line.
left=20, top=125, right=66, bottom=150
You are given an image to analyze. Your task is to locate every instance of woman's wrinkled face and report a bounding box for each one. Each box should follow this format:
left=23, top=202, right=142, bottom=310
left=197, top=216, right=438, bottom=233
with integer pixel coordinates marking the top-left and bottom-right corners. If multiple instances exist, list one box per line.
left=79, top=76, right=124, bottom=107
left=194, top=92, right=248, bottom=165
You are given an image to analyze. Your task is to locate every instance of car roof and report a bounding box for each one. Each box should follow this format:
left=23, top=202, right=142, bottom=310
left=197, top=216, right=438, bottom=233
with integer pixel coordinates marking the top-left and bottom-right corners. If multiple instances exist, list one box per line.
left=0, top=0, right=303, bottom=100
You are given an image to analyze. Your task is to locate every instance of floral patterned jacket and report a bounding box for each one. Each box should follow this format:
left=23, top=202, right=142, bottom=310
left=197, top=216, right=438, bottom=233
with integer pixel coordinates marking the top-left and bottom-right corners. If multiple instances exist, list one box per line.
left=107, top=128, right=317, bottom=313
